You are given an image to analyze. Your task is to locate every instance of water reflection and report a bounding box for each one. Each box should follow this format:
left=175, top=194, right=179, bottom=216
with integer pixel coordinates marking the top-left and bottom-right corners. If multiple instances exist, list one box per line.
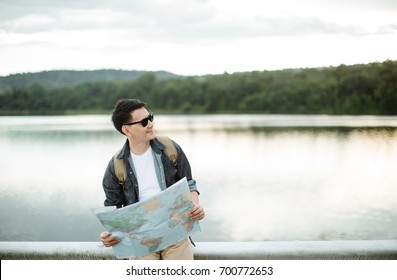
left=197, top=127, right=397, bottom=241
left=0, top=115, right=397, bottom=241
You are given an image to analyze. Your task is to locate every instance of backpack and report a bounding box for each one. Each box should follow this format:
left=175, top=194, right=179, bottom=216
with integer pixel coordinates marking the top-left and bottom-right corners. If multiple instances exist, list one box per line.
left=113, top=136, right=178, bottom=188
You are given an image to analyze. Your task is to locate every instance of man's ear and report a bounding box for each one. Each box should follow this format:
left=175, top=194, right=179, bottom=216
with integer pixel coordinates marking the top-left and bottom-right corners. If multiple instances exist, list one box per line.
left=121, top=125, right=130, bottom=135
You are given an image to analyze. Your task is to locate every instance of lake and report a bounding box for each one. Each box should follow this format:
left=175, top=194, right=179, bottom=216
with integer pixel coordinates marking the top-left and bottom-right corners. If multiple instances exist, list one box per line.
left=0, top=114, right=397, bottom=242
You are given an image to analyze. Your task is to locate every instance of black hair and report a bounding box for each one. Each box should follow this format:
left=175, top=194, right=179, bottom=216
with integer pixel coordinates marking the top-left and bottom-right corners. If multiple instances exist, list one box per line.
left=111, top=99, right=146, bottom=134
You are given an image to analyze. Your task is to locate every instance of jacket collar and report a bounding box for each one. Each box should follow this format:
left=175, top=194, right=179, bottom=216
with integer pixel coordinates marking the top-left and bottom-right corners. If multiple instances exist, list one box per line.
left=116, top=137, right=165, bottom=159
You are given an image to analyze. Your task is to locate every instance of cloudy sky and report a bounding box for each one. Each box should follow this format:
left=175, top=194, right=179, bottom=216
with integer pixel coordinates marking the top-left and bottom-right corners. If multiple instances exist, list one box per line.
left=1, top=0, right=396, bottom=76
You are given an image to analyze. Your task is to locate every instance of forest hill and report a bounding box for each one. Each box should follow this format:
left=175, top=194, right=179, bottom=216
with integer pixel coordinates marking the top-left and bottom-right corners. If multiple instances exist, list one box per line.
left=0, top=60, right=396, bottom=115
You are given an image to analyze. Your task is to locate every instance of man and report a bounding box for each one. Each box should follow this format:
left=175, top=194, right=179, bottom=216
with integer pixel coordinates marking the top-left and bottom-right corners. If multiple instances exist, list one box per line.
left=100, top=99, right=204, bottom=260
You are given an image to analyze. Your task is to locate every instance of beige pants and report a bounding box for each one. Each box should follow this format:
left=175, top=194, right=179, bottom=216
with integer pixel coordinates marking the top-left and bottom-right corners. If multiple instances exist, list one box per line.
left=130, top=238, right=193, bottom=260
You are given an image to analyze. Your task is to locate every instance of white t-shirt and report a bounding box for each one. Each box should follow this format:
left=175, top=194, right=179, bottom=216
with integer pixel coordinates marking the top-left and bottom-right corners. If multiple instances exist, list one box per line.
left=130, top=146, right=161, bottom=201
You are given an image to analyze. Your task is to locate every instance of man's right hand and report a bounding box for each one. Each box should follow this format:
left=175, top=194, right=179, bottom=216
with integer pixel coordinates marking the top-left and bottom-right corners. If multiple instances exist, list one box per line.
left=100, top=231, right=120, bottom=247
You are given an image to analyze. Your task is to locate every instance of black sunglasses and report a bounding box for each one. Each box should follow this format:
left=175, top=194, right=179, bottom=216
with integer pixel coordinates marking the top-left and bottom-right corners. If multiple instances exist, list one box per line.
left=124, top=113, right=154, bottom=127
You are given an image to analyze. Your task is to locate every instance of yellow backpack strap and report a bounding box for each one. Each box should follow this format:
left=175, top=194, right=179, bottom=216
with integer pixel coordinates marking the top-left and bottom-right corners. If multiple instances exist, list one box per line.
left=157, top=136, right=178, bottom=167
left=113, top=150, right=127, bottom=188
left=113, top=137, right=177, bottom=189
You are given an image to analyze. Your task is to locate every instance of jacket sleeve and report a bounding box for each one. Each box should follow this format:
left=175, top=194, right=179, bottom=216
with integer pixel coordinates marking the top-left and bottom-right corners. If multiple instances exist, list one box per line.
left=102, top=158, right=126, bottom=208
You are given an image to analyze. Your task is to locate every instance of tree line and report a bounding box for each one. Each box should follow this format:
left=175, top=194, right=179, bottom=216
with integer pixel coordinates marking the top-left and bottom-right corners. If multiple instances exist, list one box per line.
left=0, top=69, right=179, bottom=92
left=1, top=60, right=396, bottom=115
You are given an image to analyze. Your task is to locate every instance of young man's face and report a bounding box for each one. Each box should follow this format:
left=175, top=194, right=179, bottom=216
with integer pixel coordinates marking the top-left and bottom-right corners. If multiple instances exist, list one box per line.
left=123, top=107, right=155, bottom=142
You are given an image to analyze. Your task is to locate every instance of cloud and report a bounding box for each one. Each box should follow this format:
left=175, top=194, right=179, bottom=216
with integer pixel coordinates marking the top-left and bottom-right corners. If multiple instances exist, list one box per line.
left=0, top=0, right=396, bottom=76
left=2, top=0, right=396, bottom=42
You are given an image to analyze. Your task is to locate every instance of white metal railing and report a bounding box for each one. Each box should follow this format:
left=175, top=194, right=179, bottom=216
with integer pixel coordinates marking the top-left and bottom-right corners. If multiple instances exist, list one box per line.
left=1, top=240, right=397, bottom=260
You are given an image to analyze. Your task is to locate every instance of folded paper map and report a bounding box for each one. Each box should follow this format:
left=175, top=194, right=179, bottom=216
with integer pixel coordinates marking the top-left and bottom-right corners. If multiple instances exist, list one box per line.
left=92, top=177, right=201, bottom=258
